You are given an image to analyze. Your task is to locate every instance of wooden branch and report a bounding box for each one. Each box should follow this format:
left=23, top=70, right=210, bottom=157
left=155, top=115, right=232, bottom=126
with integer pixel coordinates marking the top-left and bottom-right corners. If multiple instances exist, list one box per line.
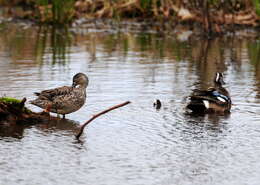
left=75, top=101, right=131, bottom=139
left=19, top=98, right=27, bottom=109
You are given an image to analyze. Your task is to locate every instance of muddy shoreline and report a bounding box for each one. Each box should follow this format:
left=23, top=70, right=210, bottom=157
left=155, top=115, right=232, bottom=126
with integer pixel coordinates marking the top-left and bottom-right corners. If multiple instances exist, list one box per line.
left=1, top=15, right=260, bottom=41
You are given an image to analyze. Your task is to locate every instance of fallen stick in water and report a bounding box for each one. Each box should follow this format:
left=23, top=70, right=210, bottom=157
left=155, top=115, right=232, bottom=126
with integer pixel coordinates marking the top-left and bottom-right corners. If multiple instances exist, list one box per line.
left=76, top=101, right=131, bottom=139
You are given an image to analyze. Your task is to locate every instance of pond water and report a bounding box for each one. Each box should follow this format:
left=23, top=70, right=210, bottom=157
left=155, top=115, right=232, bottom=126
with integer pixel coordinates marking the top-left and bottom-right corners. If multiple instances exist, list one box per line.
left=0, top=23, right=259, bottom=185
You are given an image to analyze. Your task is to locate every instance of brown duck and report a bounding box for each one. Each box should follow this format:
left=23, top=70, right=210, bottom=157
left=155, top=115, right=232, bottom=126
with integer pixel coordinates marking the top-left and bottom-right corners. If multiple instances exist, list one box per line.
left=30, top=73, right=89, bottom=118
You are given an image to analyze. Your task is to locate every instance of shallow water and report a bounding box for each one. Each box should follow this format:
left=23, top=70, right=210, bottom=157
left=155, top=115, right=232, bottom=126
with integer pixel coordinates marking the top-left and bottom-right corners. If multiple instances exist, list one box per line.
left=0, top=23, right=260, bottom=185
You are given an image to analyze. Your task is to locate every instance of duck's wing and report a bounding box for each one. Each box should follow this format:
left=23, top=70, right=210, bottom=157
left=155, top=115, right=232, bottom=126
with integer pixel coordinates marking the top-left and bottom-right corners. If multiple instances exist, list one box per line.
left=189, top=88, right=230, bottom=105
left=50, top=89, right=86, bottom=114
left=34, top=86, right=73, bottom=101
left=51, top=92, right=77, bottom=111
left=216, top=86, right=230, bottom=97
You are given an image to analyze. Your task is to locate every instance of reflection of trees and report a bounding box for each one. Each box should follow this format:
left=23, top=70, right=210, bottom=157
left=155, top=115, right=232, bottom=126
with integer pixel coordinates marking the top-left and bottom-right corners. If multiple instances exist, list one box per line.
left=0, top=24, right=72, bottom=65
left=0, top=24, right=38, bottom=63
left=76, top=30, right=259, bottom=98
left=188, top=35, right=260, bottom=94
left=35, top=25, right=72, bottom=65
left=248, top=41, right=260, bottom=100
left=190, top=38, right=226, bottom=89
left=0, top=24, right=259, bottom=98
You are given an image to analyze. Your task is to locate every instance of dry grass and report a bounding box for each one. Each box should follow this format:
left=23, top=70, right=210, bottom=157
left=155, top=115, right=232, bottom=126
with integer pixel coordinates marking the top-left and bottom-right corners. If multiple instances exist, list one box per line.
left=0, top=0, right=259, bottom=32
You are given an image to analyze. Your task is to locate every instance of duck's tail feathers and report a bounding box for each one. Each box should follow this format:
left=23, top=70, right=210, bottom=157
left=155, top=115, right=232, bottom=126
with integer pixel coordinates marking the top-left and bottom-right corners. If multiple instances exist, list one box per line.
left=29, top=98, right=50, bottom=109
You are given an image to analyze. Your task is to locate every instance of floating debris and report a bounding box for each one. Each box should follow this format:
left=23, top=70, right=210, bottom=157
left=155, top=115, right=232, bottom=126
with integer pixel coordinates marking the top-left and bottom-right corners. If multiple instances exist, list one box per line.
left=153, top=99, right=162, bottom=110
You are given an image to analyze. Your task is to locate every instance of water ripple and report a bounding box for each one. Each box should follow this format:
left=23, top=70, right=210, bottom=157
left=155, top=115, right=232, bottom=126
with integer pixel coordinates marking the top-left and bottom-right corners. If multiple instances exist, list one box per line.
left=0, top=25, right=260, bottom=185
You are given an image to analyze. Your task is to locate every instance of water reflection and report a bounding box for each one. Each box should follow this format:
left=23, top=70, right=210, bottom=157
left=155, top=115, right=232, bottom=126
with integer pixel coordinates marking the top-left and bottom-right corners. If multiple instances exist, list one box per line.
left=0, top=23, right=259, bottom=185
left=0, top=118, right=79, bottom=139
left=35, top=25, right=72, bottom=65
left=0, top=124, right=26, bottom=139
left=184, top=113, right=231, bottom=134
left=248, top=41, right=260, bottom=100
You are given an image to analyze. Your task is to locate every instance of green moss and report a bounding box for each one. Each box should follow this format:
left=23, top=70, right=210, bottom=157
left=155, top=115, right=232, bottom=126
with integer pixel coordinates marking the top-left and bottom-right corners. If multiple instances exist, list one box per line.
left=0, top=97, right=32, bottom=113
left=0, top=97, right=22, bottom=104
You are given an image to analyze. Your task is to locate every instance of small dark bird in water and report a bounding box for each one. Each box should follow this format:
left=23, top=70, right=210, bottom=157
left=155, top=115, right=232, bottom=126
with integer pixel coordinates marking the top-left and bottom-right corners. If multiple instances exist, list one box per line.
left=186, top=72, right=231, bottom=114
left=153, top=99, right=162, bottom=110
left=30, top=73, right=89, bottom=119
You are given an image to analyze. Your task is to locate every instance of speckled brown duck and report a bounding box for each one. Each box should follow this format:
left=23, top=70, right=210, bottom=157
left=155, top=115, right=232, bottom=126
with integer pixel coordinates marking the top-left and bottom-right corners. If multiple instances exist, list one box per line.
left=30, top=73, right=89, bottom=118
left=186, top=72, right=232, bottom=114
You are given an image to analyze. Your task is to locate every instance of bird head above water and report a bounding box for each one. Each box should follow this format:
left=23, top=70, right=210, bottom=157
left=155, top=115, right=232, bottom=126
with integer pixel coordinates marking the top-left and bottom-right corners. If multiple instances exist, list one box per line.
left=214, top=72, right=225, bottom=86
left=72, top=73, right=89, bottom=88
